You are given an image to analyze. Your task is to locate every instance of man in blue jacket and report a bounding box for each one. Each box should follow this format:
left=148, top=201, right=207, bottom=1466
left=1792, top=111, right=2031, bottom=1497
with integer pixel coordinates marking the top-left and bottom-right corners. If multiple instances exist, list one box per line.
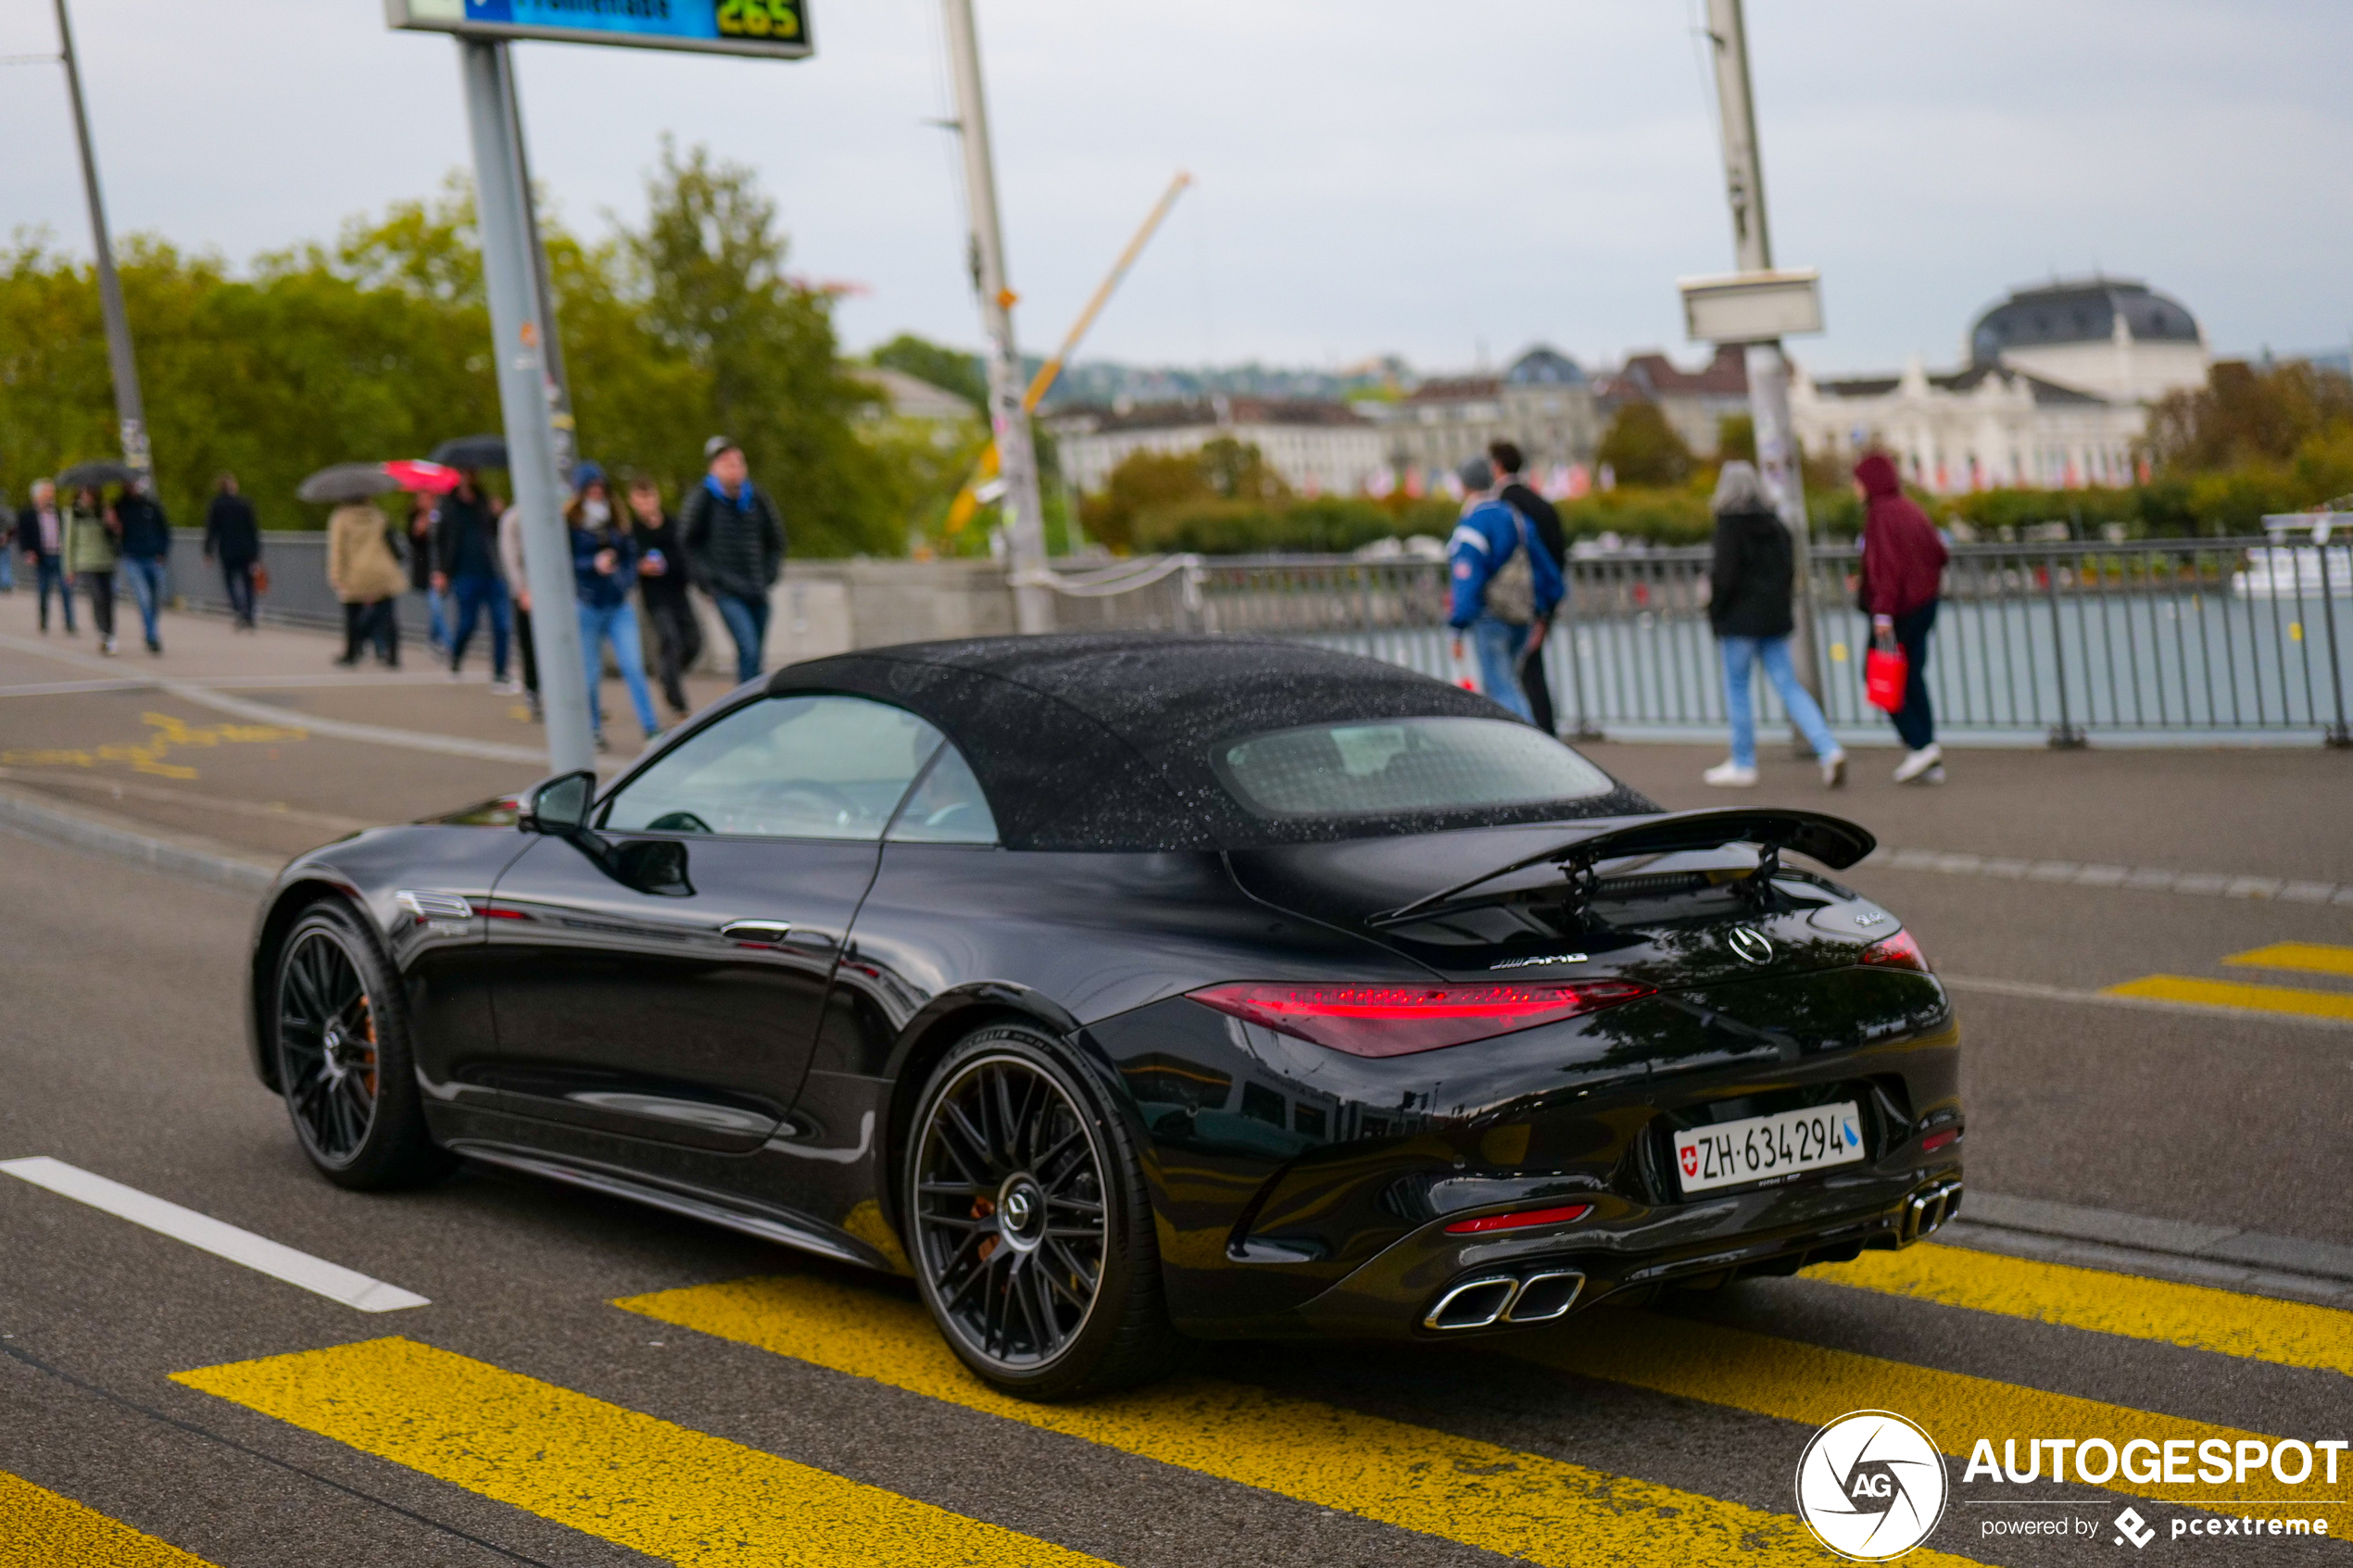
left=1447, top=456, right=1562, bottom=724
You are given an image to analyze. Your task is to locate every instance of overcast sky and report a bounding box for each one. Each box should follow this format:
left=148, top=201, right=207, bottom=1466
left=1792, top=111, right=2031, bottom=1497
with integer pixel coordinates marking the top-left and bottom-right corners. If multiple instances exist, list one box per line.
left=4, top=1, right=2349, bottom=377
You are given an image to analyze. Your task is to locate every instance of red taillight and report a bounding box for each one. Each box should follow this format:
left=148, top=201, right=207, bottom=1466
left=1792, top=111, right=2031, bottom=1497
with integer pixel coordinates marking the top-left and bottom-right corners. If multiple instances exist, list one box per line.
left=1920, top=1128, right=1960, bottom=1154
left=477, top=901, right=531, bottom=921
left=1189, top=979, right=1654, bottom=1058
left=1443, top=1203, right=1593, bottom=1235
left=1859, top=930, right=1929, bottom=972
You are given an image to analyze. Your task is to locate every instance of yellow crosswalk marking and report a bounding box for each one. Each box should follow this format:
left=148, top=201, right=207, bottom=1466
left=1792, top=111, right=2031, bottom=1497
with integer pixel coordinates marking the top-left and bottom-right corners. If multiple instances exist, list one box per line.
left=172, top=1337, right=1111, bottom=1568
left=2226, top=943, right=2353, bottom=979
left=0, top=1469, right=215, bottom=1567
left=620, top=1274, right=1991, bottom=1567
left=2104, top=974, right=2353, bottom=1021
left=1807, top=1242, right=2353, bottom=1376
left=1516, top=1311, right=2351, bottom=1523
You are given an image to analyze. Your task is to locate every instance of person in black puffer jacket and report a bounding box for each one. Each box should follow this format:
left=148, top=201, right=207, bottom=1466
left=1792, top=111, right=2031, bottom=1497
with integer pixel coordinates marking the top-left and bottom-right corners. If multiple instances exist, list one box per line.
left=1704, top=460, right=1845, bottom=789
left=680, top=436, right=786, bottom=684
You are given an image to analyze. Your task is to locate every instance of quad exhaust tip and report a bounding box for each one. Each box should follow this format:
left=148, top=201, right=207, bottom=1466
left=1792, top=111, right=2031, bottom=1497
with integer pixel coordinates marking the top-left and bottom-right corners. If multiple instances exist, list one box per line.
left=1423, top=1269, right=1586, bottom=1331
left=1902, top=1178, right=1963, bottom=1244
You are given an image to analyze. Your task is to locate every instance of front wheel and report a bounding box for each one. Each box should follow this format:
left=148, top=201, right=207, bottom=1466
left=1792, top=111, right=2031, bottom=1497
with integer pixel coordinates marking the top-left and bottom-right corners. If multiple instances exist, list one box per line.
left=904, top=1024, right=1176, bottom=1400
left=271, top=903, right=450, bottom=1190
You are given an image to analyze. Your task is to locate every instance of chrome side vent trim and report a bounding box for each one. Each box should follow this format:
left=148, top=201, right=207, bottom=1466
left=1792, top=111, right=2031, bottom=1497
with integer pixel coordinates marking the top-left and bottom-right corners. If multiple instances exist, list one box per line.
left=396, top=889, right=474, bottom=921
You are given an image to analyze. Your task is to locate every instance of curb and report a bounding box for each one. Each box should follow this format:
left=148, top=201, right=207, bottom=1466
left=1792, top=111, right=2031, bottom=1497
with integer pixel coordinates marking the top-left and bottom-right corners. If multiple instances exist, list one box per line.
left=1941, top=1192, right=2353, bottom=1310
left=0, top=788, right=279, bottom=895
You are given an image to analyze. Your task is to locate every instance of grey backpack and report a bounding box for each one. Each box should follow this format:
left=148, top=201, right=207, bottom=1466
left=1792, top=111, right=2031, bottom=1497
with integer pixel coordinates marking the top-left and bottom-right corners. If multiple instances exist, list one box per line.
left=1482, top=505, right=1538, bottom=625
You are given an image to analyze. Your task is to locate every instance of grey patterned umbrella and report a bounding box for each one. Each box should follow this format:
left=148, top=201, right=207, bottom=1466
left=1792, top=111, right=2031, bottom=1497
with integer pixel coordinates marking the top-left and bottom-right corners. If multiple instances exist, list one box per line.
left=296, top=462, right=399, bottom=504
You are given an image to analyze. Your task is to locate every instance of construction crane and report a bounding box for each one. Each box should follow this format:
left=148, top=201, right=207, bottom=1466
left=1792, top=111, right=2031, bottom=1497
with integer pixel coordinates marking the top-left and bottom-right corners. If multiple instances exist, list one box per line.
left=943, top=170, right=1191, bottom=539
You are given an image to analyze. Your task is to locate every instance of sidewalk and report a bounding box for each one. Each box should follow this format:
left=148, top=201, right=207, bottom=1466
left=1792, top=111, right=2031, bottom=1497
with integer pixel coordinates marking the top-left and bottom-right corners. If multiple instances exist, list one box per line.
left=2, top=588, right=2347, bottom=882
left=0, top=594, right=735, bottom=866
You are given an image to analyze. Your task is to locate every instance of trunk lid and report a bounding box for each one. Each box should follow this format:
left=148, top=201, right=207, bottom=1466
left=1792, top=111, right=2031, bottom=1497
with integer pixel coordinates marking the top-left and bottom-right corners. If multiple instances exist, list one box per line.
left=1226, top=809, right=1881, bottom=991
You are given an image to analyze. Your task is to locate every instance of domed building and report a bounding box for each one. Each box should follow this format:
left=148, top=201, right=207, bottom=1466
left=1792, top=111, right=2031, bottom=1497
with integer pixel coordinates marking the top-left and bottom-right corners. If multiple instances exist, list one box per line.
left=1968, top=276, right=2208, bottom=403
left=1791, top=275, right=2209, bottom=493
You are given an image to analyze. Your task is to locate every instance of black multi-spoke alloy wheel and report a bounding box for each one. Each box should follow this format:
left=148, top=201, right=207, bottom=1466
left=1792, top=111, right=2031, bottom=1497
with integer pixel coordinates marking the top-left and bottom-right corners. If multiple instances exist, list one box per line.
left=906, top=1024, right=1176, bottom=1399
left=272, top=903, right=449, bottom=1190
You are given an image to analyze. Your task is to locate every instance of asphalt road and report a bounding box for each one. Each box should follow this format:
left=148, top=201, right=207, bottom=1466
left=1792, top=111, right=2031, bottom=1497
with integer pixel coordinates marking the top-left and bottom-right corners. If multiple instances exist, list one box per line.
left=5, top=805, right=2352, bottom=1564
left=5, top=597, right=2353, bottom=1563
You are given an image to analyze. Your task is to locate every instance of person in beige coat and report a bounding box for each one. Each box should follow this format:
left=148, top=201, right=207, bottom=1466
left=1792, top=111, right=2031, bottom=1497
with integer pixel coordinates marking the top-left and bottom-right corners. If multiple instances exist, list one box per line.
left=327, top=501, right=408, bottom=667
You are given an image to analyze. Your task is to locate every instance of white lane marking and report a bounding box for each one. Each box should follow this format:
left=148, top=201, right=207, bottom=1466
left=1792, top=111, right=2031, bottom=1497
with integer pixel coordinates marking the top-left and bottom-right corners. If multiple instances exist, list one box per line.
left=0, top=1156, right=429, bottom=1311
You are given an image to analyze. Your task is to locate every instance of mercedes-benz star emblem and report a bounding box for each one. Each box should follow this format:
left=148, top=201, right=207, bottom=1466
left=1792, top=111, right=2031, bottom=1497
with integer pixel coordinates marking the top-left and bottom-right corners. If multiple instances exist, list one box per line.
left=1727, top=926, right=1775, bottom=966
left=1002, top=1189, right=1032, bottom=1228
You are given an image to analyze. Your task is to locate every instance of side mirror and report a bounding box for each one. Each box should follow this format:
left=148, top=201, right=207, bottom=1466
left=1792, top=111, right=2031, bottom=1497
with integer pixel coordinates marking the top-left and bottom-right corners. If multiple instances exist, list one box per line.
left=521, top=771, right=596, bottom=835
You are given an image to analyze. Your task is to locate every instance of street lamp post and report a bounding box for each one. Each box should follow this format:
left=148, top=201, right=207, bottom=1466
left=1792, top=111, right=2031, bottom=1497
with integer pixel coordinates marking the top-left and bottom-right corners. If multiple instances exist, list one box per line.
left=51, top=0, right=148, bottom=482
left=940, top=0, right=1051, bottom=634
left=1704, top=0, right=1822, bottom=704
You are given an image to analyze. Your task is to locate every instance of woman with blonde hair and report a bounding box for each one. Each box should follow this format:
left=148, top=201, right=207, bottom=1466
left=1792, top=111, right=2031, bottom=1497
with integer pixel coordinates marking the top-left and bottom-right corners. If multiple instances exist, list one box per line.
left=1703, top=461, right=1844, bottom=788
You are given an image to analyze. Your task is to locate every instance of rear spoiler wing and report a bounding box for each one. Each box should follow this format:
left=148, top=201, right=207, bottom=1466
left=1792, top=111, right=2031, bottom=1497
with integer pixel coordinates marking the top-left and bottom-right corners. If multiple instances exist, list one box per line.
left=1373, top=808, right=1877, bottom=926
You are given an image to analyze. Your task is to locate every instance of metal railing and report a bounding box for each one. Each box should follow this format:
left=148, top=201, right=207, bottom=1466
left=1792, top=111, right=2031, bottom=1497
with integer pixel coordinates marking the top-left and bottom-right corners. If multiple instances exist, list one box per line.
left=1086, top=539, right=2353, bottom=746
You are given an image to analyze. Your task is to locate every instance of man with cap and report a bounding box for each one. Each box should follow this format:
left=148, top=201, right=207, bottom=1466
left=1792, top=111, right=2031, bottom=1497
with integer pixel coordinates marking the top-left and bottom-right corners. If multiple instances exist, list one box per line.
left=681, top=435, right=786, bottom=684
left=1446, top=455, right=1562, bottom=724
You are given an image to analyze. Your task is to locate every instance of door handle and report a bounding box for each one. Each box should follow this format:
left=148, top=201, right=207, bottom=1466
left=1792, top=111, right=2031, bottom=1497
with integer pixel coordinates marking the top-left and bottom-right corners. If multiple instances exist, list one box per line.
left=721, top=920, right=794, bottom=946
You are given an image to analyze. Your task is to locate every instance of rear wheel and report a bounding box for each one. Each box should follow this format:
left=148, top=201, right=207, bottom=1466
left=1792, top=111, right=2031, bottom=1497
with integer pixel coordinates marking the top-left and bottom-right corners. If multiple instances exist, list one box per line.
left=271, top=903, right=449, bottom=1190
left=905, top=1024, right=1176, bottom=1400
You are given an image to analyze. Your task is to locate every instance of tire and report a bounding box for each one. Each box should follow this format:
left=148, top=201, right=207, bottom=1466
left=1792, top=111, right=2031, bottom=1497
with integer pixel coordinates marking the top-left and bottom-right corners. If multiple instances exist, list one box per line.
left=903, top=1022, right=1178, bottom=1400
left=269, top=902, right=451, bottom=1191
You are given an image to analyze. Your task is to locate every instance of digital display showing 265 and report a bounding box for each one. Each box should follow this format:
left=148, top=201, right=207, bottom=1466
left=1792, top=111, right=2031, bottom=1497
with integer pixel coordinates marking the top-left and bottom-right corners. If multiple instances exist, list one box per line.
left=389, top=0, right=812, bottom=60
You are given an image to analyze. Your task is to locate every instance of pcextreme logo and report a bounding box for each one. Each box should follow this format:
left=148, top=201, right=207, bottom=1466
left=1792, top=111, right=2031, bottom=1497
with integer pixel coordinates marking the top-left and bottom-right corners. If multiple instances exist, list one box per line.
left=1795, top=1410, right=1950, bottom=1561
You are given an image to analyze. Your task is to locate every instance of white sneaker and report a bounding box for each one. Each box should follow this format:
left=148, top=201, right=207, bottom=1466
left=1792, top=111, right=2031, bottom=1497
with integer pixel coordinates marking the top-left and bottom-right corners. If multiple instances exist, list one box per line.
left=492, top=678, right=522, bottom=696
left=101, top=635, right=119, bottom=656
left=1820, top=749, right=1848, bottom=788
left=1703, top=760, right=1759, bottom=787
left=1893, top=743, right=1944, bottom=783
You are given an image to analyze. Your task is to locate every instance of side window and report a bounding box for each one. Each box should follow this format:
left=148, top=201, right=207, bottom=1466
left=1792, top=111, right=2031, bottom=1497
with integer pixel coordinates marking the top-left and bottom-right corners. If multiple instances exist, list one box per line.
left=886, top=742, right=1000, bottom=846
left=601, top=695, right=942, bottom=841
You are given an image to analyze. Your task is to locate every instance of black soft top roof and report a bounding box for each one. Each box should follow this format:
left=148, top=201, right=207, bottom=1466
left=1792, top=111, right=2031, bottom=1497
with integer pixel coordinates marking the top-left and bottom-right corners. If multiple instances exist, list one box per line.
left=767, top=634, right=1654, bottom=851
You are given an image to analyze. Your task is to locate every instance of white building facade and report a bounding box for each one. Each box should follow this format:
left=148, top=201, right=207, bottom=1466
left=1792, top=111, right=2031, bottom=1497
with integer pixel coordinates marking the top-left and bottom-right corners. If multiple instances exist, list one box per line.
left=1046, top=397, right=1386, bottom=496
left=1792, top=275, right=2208, bottom=493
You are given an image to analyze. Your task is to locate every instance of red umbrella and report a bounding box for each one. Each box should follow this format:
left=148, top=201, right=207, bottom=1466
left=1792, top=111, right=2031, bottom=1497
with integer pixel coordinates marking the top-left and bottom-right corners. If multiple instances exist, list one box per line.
left=385, top=459, right=462, bottom=494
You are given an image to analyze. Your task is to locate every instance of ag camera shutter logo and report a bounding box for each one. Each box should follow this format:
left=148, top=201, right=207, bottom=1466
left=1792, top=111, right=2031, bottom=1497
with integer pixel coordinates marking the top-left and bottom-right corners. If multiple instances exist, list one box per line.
left=1795, top=1410, right=1949, bottom=1560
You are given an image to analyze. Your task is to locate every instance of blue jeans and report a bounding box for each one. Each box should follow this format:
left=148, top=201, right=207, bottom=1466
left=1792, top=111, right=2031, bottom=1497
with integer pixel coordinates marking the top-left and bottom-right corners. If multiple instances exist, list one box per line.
left=33, top=557, right=72, bottom=630
left=580, top=599, right=660, bottom=736
left=0, top=544, right=12, bottom=591
left=122, top=555, right=167, bottom=646
left=1467, top=615, right=1533, bottom=722
left=714, top=592, right=770, bottom=684
left=448, top=573, right=510, bottom=678
left=426, top=583, right=449, bottom=650
left=1721, top=634, right=1842, bottom=768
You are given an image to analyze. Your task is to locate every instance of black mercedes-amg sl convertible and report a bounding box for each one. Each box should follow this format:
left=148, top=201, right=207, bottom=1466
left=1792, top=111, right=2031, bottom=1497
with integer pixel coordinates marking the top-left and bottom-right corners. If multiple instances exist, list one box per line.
left=245, top=634, right=1961, bottom=1399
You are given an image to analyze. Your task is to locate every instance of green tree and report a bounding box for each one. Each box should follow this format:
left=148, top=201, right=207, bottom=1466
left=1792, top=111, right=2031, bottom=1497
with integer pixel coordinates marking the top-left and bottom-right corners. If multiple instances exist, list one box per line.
left=613, top=139, right=900, bottom=555
left=1596, top=401, right=1694, bottom=487
left=872, top=333, right=986, bottom=410
left=1077, top=448, right=1212, bottom=551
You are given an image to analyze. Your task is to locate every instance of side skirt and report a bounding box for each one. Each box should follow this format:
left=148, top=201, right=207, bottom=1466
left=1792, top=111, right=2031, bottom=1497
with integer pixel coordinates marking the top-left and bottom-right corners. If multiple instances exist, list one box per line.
left=446, top=1139, right=894, bottom=1273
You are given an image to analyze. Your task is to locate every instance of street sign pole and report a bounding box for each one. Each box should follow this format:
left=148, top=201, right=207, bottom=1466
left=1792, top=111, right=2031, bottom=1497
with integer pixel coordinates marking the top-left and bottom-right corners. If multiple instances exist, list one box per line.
left=501, top=42, right=577, bottom=488
left=941, top=0, right=1051, bottom=634
left=458, top=36, right=593, bottom=775
left=1705, top=0, right=1821, bottom=706
left=52, top=0, right=148, bottom=483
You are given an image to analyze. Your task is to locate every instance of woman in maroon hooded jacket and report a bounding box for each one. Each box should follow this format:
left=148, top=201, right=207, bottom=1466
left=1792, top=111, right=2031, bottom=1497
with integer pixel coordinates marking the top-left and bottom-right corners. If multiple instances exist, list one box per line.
left=1855, top=453, right=1949, bottom=782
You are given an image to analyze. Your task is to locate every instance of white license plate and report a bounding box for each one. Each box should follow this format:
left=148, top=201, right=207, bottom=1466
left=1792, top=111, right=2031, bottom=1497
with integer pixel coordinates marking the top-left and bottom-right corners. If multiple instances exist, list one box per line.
left=1674, top=1101, right=1865, bottom=1195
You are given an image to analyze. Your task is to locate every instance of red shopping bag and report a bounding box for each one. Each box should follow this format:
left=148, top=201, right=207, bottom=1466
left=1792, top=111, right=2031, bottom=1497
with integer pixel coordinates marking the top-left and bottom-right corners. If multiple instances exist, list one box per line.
left=1864, top=639, right=1908, bottom=713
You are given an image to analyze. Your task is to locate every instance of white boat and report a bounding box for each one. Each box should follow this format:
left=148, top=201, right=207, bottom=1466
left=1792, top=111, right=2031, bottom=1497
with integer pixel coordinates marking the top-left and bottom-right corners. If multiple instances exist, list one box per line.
left=2233, top=515, right=2353, bottom=599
